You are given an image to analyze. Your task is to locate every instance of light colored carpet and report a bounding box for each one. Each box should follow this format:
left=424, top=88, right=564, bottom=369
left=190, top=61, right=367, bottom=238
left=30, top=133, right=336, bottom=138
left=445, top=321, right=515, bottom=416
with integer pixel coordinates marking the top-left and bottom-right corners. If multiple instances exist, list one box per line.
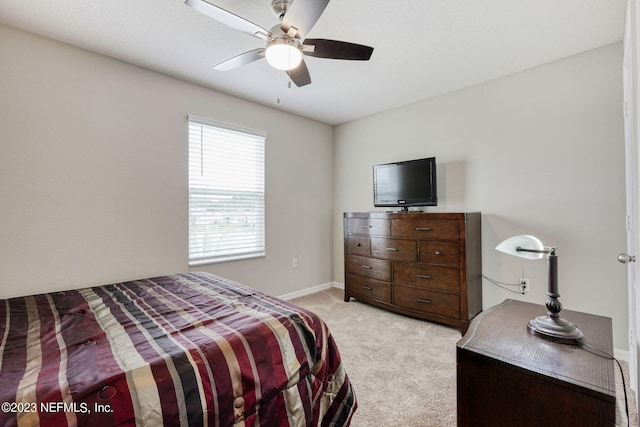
left=292, top=287, right=638, bottom=427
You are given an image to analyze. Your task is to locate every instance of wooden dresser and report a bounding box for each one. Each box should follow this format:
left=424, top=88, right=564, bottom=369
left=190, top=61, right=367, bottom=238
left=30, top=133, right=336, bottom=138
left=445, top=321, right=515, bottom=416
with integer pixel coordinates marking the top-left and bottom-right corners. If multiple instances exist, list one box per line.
left=343, top=212, right=482, bottom=333
left=457, top=299, right=616, bottom=427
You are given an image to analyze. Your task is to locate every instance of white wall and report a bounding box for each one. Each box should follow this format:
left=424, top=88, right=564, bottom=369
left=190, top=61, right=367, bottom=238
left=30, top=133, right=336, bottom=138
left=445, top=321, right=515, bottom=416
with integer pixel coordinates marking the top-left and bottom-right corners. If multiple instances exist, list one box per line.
left=333, top=43, right=629, bottom=350
left=0, top=24, right=334, bottom=298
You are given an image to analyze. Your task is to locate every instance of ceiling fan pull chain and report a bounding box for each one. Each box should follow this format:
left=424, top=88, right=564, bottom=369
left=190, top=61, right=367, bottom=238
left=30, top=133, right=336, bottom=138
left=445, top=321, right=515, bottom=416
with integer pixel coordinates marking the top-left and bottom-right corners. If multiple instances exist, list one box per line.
left=277, top=70, right=281, bottom=104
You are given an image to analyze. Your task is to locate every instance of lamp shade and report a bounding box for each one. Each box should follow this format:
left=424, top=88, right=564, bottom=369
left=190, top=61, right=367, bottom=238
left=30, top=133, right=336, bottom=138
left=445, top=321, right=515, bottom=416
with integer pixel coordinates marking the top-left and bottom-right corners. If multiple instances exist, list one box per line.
left=496, top=235, right=545, bottom=260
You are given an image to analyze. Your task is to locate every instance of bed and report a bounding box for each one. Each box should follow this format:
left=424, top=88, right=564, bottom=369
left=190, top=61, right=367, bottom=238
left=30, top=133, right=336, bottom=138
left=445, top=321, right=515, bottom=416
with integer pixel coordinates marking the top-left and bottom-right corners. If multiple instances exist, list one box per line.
left=0, top=272, right=356, bottom=427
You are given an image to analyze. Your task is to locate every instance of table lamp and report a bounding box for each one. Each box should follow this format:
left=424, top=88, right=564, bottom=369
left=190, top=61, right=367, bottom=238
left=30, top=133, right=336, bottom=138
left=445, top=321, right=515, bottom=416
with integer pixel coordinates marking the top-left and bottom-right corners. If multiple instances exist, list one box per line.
left=496, top=235, right=584, bottom=344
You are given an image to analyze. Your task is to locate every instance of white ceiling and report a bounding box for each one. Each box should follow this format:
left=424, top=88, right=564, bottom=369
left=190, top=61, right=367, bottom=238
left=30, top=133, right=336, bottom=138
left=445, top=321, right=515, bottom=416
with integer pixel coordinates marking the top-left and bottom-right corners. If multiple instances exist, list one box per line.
left=0, top=0, right=627, bottom=125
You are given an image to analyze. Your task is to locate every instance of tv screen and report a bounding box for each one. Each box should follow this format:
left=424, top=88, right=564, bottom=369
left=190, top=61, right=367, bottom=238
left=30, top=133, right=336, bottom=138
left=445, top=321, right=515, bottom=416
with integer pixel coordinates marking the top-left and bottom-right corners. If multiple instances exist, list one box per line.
left=373, top=157, right=437, bottom=209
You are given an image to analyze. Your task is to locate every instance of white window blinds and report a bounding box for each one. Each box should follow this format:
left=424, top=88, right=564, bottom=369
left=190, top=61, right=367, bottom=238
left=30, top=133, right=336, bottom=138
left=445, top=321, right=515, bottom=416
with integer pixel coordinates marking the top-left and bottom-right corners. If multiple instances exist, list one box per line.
left=188, top=116, right=266, bottom=265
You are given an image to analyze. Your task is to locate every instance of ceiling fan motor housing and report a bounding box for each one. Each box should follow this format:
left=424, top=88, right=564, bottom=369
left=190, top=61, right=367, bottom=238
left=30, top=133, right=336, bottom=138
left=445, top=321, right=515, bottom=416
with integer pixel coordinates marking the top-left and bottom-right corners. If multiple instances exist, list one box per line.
left=271, top=0, right=293, bottom=21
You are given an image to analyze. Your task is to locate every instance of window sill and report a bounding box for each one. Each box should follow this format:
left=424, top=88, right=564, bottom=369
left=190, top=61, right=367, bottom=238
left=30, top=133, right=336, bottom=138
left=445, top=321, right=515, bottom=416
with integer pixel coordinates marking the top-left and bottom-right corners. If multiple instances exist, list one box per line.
left=189, top=252, right=266, bottom=267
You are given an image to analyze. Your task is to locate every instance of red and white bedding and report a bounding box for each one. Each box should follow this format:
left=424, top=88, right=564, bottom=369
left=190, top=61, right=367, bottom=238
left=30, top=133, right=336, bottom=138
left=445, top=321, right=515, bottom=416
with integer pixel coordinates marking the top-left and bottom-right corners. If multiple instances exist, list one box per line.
left=0, top=272, right=356, bottom=426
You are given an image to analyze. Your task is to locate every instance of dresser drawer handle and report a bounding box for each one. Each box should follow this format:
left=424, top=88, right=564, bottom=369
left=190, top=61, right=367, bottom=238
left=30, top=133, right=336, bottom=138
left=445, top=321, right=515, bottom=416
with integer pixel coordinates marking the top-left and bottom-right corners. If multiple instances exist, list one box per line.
left=416, top=298, right=432, bottom=304
left=362, top=285, right=373, bottom=291
left=385, top=247, right=398, bottom=252
left=361, top=265, right=373, bottom=269
left=361, top=225, right=373, bottom=228
left=435, top=251, right=442, bottom=256
left=356, top=243, right=362, bottom=247
left=415, top=227, right=432, bottom=231
left=417, top=274, right=432, bottom=280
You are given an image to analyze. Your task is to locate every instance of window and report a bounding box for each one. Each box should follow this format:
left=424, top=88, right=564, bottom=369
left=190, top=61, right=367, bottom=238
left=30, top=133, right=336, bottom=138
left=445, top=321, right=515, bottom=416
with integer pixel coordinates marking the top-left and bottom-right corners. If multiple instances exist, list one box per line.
left=188, top=116, right=266, bottom=265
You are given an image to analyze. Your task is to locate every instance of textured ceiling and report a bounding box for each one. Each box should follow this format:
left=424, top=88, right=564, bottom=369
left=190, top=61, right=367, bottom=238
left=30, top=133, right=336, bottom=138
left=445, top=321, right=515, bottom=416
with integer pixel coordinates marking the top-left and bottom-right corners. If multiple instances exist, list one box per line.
left=0, top=0, right=627, bottom=125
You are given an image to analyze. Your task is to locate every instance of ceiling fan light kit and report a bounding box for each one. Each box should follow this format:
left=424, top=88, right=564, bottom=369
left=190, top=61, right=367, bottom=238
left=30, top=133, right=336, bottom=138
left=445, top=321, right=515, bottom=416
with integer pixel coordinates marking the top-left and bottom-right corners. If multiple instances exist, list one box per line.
left=185, top=0, right=374, bottom=87
left=265, top=37, right=303, bottom=70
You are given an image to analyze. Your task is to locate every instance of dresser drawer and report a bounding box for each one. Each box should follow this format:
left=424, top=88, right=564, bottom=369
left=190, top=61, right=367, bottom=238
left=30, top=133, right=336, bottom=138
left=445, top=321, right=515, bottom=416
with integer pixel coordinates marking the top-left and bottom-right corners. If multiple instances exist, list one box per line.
left=345, top=255, right=391, bottom=281
left=346, top=235, right=370, bottom=256
left=347, top=218, right=390, bottom=236
left=394, top=285, right=460, bottom=319
left=346, top=274, right=391, bottom=303
left=371, top=237, right=417, bottom=261
left=393, top=262, right=460, bottom=294
left=392, top=219, right=459, bottom=241
left=420, top=241, right=460, bottom=266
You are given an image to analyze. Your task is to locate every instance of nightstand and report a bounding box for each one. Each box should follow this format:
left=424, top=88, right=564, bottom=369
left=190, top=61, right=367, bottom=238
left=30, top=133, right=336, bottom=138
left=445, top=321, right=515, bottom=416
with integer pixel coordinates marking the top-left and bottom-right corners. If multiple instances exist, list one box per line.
left=456, top=299, right=615, bottom=426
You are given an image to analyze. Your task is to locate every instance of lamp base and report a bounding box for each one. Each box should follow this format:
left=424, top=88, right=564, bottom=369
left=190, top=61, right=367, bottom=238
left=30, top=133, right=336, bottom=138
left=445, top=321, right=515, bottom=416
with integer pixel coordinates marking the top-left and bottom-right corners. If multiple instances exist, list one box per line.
left=527, top=315, right=584, bottom=345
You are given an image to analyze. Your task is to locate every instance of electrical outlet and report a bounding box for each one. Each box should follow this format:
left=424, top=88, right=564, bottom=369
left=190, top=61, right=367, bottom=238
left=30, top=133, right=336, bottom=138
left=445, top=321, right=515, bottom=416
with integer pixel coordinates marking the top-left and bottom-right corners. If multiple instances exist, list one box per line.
left=519, top=277, right=529, bottom=293
left=293, top=256, right=299, bottom=269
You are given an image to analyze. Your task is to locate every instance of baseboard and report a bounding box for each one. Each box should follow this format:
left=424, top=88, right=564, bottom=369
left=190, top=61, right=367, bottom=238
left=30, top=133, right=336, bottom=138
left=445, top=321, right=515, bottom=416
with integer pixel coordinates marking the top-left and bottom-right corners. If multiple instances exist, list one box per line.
left=278, top=281, right=342, bottom=301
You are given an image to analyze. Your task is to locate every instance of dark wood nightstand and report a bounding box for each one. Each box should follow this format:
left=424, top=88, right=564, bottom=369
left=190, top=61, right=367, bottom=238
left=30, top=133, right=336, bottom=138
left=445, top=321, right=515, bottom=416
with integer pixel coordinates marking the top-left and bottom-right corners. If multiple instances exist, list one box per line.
left=456, top=299, right=616, bottom=427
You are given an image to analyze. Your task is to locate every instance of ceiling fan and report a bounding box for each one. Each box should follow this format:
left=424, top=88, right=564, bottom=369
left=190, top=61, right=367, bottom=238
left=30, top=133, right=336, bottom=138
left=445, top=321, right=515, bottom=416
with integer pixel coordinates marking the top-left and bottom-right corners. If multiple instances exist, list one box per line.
left=185, top=0, right=374, bottom=87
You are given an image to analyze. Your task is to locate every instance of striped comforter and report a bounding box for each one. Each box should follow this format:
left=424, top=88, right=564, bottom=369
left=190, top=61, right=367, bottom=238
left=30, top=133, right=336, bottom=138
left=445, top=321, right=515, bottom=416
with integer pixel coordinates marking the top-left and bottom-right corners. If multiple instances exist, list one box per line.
left=0, top=272, right=356, bottom=427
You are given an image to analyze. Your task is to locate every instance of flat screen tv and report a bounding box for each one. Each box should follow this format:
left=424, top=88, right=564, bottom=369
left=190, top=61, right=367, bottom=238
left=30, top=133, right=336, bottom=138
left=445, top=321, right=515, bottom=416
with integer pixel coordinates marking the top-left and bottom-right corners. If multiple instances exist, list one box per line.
left=373, top=157, right=437, bottom=210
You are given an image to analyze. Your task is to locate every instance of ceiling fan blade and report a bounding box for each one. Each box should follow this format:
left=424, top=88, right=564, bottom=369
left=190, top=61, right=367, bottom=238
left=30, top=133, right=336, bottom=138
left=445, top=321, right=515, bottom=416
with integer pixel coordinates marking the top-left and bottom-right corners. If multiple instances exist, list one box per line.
left=185, top=0, right=271, bottom=40
left=303, top=39, right=373, bottom=60
left=281, top=0, right=330, bottom=40
left=287, top=59, right=312, bottom=87
left=214, top=48, right=265, bottom=71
